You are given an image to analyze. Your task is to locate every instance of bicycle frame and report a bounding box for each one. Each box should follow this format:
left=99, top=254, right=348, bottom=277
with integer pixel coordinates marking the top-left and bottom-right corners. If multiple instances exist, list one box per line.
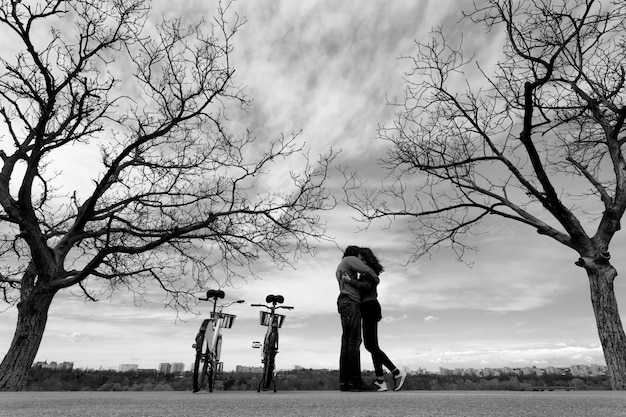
left=193, top=290, right=244, bottom=393
left=251, top=295, right=293, bottom=392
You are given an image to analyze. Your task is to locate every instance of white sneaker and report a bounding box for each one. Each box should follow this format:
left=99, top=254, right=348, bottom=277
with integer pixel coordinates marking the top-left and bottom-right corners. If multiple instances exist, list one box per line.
left=371, top=379, right=387, bottom=392
left=393, top=370, right=407, bottom=391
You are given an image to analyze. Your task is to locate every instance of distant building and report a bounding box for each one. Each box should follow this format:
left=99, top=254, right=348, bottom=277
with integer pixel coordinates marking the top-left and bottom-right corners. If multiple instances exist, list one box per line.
left=589, top=364, right=606, bottom=376
left=571, top=364, right=589, bottom=377
left=158, top=363, right=172, bottom=374
left=119, top=364, right=139, bottom=372
left=482, top=368, right=501, bottom=377
left=435, top=364, right=608, bottom=378
left=171, top=362, right=185, bottom=374
left=545, top=366, right=559, bottom=375
left=412, top=367, right=430, bottom=375
left=236, top=365, right=263, bottom=373
left=439, top=367, right=453, bottom=376
left=570, top=364, right=606, bottom=377
left=520, top=367, right=538, bottom=376
left=33, top=361, right=73, bottom=370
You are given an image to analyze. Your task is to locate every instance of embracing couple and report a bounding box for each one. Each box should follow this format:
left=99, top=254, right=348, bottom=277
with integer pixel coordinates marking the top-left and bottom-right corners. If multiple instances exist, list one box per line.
left=335, top=245, right=407, bottom=392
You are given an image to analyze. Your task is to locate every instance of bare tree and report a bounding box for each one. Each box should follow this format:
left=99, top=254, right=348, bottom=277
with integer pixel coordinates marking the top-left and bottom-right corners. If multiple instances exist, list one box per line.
left=344, top=0, right=626, bottom=389
left=0, top=0, right=334, bottom=391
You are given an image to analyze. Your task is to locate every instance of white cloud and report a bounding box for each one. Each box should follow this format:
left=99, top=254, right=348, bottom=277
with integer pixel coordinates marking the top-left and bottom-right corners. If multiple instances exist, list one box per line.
left=405, top=342, right=605, bottom=372
left=381, top=314, right=409, bottom=324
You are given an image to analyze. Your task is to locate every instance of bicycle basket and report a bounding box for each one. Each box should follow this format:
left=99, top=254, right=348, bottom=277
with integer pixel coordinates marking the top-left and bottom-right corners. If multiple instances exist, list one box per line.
left=210, top=312, right=237, bottom=329
left=259, top=311, right=285, bottom=328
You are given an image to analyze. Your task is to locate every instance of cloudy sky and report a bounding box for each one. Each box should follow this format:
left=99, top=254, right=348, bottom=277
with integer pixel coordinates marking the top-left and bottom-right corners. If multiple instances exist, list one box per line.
left=2, top=0, right=624, bottom=374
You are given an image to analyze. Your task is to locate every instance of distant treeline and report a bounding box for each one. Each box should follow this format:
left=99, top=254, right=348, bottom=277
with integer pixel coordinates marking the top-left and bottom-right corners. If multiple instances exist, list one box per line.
left=24, top=367, right=611, bottom=391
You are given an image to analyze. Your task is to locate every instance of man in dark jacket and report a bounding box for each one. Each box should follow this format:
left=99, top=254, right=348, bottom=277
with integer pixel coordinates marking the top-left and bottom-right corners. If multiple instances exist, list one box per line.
left=335, top=245, right=377, bottom=392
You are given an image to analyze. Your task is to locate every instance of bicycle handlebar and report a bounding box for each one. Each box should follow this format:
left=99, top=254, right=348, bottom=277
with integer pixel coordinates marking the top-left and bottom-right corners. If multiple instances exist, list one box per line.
left=218, top=299, right=246, bottom=308
left=199, top=297, right=246, bottom=308
left=250, top=303, right=294, bottom=310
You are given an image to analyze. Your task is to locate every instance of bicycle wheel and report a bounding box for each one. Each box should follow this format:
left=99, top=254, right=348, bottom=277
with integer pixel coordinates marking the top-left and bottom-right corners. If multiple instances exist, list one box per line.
left=208, top=335, right=222, bottom=392
left=262, top=330, right=278, bottom=390
left=192, top=320, right=213, bottom=392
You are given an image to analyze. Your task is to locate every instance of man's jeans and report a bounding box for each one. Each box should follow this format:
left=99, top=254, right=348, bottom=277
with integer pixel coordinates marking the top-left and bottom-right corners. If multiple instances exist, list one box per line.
left=338, top=296, right=362, bottom=388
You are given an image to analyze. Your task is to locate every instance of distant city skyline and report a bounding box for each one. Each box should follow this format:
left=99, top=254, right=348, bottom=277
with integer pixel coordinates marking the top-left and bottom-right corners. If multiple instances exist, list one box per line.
left=34, top=359, right=607, bottom=380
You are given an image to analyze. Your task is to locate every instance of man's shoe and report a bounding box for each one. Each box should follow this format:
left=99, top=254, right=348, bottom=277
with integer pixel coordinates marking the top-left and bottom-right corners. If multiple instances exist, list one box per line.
left=393, top=370, right=407, bottom=391
left=349, top=382, right=376, bottom=392
left=371, top=379, right=387, bottom=392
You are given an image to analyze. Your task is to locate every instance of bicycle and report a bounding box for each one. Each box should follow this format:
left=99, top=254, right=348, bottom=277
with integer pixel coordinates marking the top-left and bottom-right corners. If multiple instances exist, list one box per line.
left=251, top=294, right=294, bottom=392
left=192, top=289, right=245, bottom=393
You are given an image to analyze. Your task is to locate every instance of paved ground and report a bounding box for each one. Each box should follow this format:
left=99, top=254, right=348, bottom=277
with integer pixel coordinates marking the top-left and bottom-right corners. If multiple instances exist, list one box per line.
left=2, top=390, right=626, bottom=417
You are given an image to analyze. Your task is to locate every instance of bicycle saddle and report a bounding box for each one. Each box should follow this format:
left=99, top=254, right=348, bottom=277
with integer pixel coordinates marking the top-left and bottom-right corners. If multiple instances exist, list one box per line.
left=206, top=289, right=225, bottom=299
left=266, top=294, right=284, bottom=304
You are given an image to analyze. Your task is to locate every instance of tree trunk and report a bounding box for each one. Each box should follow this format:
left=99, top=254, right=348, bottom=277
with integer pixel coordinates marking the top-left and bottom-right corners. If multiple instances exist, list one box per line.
left=0, top=291, right=55, bottom=391
left=587, top=262, right=626, bottom=390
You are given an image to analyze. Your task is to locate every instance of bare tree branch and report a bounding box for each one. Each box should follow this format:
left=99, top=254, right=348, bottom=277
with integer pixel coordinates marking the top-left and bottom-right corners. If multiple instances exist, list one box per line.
left=344, top=0, right=626, bottom=389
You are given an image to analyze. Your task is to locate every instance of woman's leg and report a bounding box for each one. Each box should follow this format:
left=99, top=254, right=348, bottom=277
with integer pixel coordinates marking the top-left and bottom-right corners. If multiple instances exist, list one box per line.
left=362, top=300, right=407, bottom=391
left=363, top=316, right=397, bottom=375
left=362, top=315, right=383, bottom=376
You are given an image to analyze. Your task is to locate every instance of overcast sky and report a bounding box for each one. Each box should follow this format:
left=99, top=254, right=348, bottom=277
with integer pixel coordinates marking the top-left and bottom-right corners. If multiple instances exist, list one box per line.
left=1, top=0, right=624, bottom=374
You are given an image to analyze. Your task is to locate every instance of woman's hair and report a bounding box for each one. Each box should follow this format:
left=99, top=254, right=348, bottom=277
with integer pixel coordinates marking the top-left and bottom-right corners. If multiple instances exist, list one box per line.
left=359, top=247, right=384, bottom=275
left=343, top=245, right=360, bottom=258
